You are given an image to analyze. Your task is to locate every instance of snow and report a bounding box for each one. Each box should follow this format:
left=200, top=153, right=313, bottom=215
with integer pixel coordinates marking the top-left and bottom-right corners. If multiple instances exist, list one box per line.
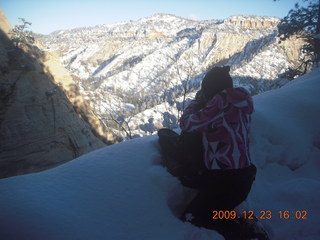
left=248, top=69, right=320, bottom=239
left=231, top=41, right=293, bottom=80
left=0, top=70, right=320, bottom=240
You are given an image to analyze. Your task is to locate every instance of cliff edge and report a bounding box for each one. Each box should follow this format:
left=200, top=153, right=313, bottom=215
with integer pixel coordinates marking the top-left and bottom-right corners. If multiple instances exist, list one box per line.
left=0, top=9, right=111, bottom=178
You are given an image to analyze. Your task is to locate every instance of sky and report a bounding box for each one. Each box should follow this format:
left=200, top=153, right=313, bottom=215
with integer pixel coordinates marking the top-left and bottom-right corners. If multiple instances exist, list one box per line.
left=1, top=0, right=305, bottom=34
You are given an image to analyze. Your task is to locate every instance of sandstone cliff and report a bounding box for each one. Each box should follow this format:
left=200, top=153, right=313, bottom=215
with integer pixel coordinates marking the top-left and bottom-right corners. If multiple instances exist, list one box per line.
left=41, top=50, right=116, bottom=143
left=224, top=15, right=280, bottom=29
left=0, top=8, right=11, bottom=75
left=0, top=8, right=12, bottom=36
left=0, top=10, right=113, bottom=178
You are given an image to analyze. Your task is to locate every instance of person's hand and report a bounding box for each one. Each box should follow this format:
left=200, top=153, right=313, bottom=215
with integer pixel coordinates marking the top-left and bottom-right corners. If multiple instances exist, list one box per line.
left=195, top=90, right=207, bottom=107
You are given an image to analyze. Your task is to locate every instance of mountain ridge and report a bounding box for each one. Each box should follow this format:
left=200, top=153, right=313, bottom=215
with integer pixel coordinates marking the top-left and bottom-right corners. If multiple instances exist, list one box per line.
left=40, top=13, right=280, bottom=36
left=36, top=13, right=304, bottom=138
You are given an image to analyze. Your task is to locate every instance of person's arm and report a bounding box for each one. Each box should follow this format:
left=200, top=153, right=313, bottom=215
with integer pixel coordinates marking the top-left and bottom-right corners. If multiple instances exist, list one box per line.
left=180, top=94, right=225, bottom=132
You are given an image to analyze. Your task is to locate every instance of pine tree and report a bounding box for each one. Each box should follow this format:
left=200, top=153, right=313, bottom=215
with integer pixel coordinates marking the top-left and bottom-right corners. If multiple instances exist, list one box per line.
left=276, top=0, right=320, bottom=68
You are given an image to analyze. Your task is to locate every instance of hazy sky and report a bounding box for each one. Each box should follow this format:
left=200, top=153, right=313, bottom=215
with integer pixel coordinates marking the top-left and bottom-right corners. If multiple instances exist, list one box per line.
left=1, top=0, right=303, bottom=34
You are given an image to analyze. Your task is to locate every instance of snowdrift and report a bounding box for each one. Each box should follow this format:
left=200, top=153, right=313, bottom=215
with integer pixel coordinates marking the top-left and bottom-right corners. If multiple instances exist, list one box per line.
left=0, top=70, right=319, bottom=240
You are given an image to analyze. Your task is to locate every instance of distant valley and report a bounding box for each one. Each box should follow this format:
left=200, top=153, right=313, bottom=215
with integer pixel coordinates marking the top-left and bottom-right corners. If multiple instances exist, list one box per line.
left=37, top=13, right=304, bottom=138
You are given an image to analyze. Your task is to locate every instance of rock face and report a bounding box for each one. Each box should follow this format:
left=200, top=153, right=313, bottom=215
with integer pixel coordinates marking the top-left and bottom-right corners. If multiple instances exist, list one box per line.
left=41, top=50, right=116, bottom=143
left=0, top=8, right=11, bottom=74
left=224, top=15, right=280, bottom=29
left=40, top=14, right=302, bottom=85
left=0, top=11, right=111, bottom=178
left=0, top=8, right=11, bottom=36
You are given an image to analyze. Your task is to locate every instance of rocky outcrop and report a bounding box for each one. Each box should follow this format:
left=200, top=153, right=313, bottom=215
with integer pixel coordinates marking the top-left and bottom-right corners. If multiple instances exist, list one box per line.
left=224, top=15, right=280, bottom=29
left=0, top=11, right=113, bottom=178
left=0, top=8, right=11, bottom=74
left=146, top=30, right=165, bottom=40
left=279, top=35, right=306, bottom=64
left=41, top=50, right=116, bottom=143
left=0, top=8, right=11, bottom=36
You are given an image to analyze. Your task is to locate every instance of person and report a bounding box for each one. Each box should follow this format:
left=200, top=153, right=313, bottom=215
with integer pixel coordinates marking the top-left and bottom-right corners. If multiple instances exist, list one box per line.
left=180, top=66, right=258, bottom=238
left=158, top=66, right=261, bottom=239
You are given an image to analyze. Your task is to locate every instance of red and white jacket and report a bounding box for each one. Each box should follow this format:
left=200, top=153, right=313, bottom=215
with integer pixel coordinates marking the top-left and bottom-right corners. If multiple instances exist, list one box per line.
left=180, top=87, right=253, bottom=170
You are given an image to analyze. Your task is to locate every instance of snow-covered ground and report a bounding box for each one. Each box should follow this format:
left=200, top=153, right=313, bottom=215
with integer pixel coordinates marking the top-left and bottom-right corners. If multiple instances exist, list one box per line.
left=0, top=70, right=319, bottom=240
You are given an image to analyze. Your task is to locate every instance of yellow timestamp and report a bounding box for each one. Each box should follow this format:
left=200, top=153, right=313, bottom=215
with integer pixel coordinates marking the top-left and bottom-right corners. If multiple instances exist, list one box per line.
left=212, top=210, right=308, bottom=220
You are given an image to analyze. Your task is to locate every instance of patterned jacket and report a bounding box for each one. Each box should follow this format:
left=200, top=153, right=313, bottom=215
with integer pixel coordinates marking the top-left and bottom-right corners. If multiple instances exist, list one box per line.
left=180, top=87, right=253, bottom=170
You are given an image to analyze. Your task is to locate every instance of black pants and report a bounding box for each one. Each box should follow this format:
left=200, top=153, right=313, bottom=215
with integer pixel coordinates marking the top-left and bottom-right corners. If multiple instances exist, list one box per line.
left=181, top=164, right=257, bottom=238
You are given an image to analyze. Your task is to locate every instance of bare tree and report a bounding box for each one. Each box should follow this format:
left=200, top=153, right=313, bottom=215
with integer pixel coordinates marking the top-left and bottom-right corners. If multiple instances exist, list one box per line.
left=107, top=111, right=134, bottom=140
left=9, top=18, right=35, bottom=48
left=166, top=47, right=202, bottom=121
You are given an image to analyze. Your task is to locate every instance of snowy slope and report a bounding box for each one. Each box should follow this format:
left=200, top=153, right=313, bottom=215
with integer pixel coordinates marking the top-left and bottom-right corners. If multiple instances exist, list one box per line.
left=0, top=70, right=319, bottom=240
